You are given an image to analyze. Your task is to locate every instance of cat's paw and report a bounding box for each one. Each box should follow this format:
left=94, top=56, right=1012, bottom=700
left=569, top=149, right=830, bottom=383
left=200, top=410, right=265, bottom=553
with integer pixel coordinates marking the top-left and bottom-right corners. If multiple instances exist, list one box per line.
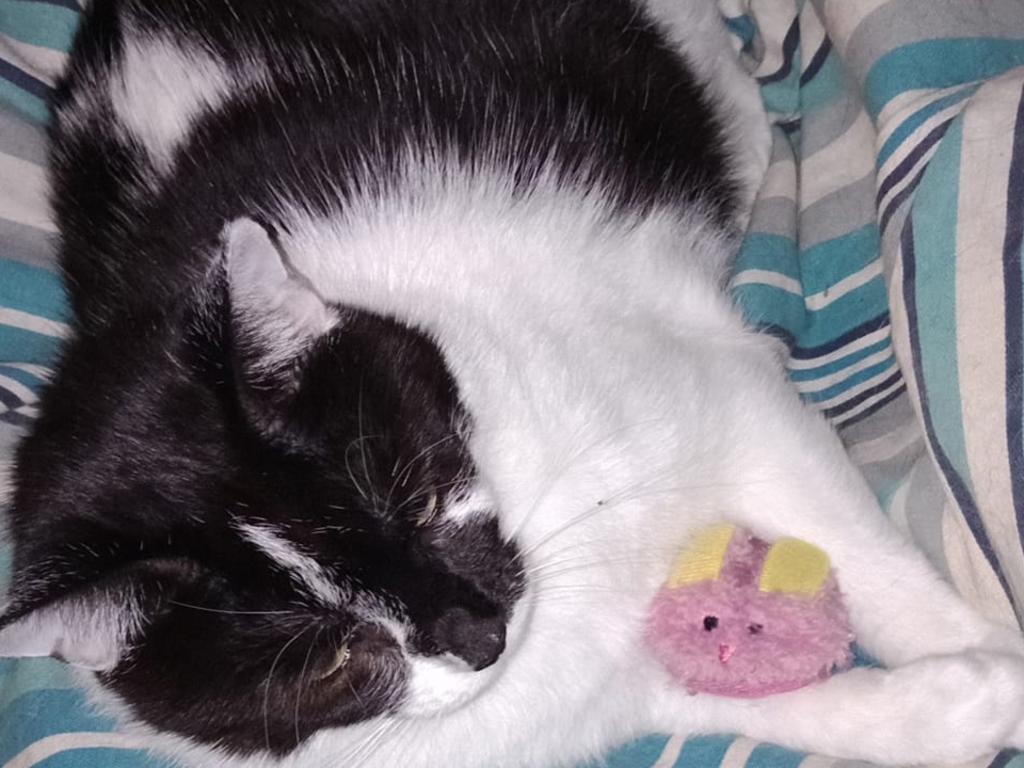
left=901, top=652, right=1024, bottom=763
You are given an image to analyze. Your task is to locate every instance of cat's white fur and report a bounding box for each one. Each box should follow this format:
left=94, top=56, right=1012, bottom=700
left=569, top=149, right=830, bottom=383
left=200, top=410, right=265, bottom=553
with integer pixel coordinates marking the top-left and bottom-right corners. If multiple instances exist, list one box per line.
left=51, top=1, right=1024, bottom=765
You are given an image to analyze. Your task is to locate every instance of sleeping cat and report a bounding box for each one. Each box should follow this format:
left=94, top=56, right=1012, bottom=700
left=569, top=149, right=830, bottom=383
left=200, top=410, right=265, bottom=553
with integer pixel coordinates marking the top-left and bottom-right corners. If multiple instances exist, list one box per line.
left=2, top=0, right=1024, bottom=766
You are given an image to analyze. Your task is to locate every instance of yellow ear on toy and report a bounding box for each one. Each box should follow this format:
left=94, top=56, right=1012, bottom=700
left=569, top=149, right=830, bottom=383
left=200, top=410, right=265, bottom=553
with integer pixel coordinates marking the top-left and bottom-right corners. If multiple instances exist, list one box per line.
left=759, top=538, right=830, bottom=596
left=666, top=524, right=736, bottom=588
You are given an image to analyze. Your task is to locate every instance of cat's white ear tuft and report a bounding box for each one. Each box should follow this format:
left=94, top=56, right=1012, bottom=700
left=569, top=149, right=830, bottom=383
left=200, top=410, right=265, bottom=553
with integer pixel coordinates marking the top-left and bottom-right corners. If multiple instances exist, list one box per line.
left=224, top=217, right=340, bottom=373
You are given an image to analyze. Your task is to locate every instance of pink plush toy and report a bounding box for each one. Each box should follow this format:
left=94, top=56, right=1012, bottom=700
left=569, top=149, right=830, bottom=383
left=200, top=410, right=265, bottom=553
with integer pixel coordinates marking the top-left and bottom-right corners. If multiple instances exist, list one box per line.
left=645, top=525, right=854, bottom=698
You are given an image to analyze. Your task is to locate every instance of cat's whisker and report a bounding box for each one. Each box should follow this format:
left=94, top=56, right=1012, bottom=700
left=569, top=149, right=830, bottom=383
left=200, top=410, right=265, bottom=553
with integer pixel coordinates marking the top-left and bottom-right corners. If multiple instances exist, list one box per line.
left=167, top=600, right=302, bottom=617
left=262, top=622, right=316, bottom=753
left=293, top=626, right=323, bottom=748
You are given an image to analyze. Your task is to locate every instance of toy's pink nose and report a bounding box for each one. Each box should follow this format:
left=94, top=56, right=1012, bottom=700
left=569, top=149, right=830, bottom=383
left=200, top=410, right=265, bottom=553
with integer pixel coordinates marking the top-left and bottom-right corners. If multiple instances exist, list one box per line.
left=718, top=644, right=734, bottom=663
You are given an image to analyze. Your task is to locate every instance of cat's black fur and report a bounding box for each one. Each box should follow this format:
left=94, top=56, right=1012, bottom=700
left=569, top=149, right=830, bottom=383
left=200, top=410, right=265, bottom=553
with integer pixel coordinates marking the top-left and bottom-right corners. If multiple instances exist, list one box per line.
left=1, top=0, right=736, bottom=757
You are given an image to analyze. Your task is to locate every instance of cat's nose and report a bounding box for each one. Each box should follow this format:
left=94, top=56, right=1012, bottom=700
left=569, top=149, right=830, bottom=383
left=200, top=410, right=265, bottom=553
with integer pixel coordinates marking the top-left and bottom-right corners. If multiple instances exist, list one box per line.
left=430, top=607, right=507, bottom=671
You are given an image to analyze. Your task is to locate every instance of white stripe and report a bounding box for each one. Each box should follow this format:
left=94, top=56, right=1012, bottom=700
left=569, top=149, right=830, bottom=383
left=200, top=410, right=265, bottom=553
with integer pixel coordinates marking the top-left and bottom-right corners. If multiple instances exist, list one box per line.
left=787, top=324, right=890, bottom=370
left=3, top=732, right=155, bottom=768
left=942, top=498, right=1018, bottom=628
left=719, top=737, right=759, bottom=768
left=794, top=347, right=892, bottom=394
left=0, top=373, right=38, bottom=404
left=16, top=405, right=39, bottom=419
left=831, top=376, right=904, bottom=427
left=758, top=157, right=797, bottom=201
left=0, top=362, right=52, bottom=379
left=652, top=733, right=686, bottom=768
left=235, top=521, right=344, bottom=606
left=800, top=112, right=876, bottom=210
left=878, top=82, right=982, bottom=130
left=804, top=260, right=883, bottom=311
left=0, top=151, right=56, bottom=233
left=955, top=72, right=1024, bottom=606
left=0, top=33, right=68, bottom=85
left=812, top=360, right=898, bottom=410
left=729, top=268, right=802, bottom=295
left=878, top=93, right=972, bottom=175
left=0, top=307, right=69, bottom=338
left=797, top=753, right=838, bottom=768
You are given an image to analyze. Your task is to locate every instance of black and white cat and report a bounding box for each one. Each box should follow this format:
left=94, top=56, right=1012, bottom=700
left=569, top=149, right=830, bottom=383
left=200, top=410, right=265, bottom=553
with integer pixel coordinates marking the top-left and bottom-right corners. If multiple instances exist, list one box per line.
left=2, top=0, right=1024, bottom=766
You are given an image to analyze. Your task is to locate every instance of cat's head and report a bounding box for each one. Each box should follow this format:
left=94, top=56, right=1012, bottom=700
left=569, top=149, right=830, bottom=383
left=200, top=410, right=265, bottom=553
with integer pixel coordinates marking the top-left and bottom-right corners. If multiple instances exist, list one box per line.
left=0, top=218, right=526, bottom=755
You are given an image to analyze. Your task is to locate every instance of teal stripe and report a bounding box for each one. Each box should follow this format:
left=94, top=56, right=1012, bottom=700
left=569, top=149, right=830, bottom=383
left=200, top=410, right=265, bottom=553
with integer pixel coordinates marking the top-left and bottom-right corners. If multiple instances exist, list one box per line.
left=877, top=84, right=979, bottom=167
left=732, top=282, right=807, bottom=337
left=0, top=659, right=76, bottom=710
left=0, top=259, right=67, bottom=321
left=0, top=78, right=49, bottom=124
left=675, top=735, right=735, bottom=767
left=0, top=362, right=48, bottom=391
left=800, top=50, right=843, bottom=113
left=724, top=15, right=757, bottom=48
left=800, top=225, right=879, bottom=296
left=747, top=743, right=805, bottom=768
left=798, top=276, right=889, bottom=349
left=803, top=355, right=897, bottom=404
left=37, top=747, right=172, bottom=768
left=865, top=39, right=1024, bottom=120
left=0, top=0, right=79, bottom=51
left=0, top=689, right=116, bottom=765
left=909, top=116, right=973, bottom=494
left=788, top=337, right=892, bottom=382
left=735, top=233, right=802, bottom=281
left=0, top=324, right=63, bottom=365
left=598, top=735, right=671, bottom=767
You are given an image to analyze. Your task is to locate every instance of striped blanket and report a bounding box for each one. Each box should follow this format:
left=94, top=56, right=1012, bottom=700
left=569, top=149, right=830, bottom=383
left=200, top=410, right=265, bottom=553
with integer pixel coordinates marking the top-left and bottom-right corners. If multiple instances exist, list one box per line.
left=2, top=0, right=1024, bottom=766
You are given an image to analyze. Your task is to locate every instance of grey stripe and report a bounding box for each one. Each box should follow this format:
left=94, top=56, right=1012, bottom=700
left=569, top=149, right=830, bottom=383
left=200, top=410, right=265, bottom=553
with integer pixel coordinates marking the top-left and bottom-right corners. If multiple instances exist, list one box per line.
left=905, top=457, right=952, bottom=579
left=843, top=0, right=1024, bottom=87
left=0, top=104, right=47, bottom=165
left=747, top=196, right=796, bottom=238
left=800, top=173, right=877, bottom=250
left=0, top=217, right=57, bottom=271
left=840, top=389, right=917, bottom=446
left=800, top=91, right=865, bottom=160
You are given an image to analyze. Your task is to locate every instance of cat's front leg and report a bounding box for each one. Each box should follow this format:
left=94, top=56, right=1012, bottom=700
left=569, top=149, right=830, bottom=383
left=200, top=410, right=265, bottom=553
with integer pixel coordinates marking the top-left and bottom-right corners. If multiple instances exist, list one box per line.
left=649, top=648, right=1024, bottom=764
left=722, top=379, right=1023, bottom=667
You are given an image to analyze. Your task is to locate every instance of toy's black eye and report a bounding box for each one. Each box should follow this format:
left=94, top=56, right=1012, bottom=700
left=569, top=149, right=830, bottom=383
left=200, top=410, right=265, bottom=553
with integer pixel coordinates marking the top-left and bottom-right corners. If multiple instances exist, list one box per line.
left=748, top=623, right=763, bottom=635
left=703, top=616, right=718, bottom=631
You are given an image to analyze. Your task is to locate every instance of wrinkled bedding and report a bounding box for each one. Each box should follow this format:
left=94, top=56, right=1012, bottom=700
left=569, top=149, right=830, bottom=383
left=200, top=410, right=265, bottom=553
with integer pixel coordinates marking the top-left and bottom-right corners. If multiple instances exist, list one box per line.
left=1, top=0, right=1023, bottom=766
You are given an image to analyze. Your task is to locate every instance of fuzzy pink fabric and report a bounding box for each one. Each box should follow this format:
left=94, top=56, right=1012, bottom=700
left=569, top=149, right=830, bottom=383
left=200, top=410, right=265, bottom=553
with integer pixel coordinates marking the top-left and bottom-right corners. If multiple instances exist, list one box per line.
left=644, top=531, right=854, bottom=698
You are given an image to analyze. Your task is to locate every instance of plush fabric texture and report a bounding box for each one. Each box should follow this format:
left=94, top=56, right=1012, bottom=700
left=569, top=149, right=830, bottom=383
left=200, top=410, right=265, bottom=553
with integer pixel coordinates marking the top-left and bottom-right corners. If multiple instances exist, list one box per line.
left=1, top=0, right=1024, bottom=766
left=645, top=528, right=854, bottom=698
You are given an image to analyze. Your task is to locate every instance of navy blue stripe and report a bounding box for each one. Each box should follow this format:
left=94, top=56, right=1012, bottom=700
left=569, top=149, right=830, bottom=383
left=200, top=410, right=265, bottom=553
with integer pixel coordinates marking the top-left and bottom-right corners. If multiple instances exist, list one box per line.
left=9, top=0, right=80, bottom=9
left=835, top=383, right=907, bottom=429
left=901, top=215, right=1016, bottom=604
left=0, top=58, right=53, bottom=101
left=758, top=19, right=800, bottom=85
left=876, top=117, right=954, bottom=209
left=799, top=38, right=831, bottom=87
left=879, top=162, right=927, bottom=235
left=1002, top=82, right=1024, bottom=569
left=789, top=313, right=890, bottom=359
left=0, top=410, right=35, bottom=429
left=988, top=749, right=1021, bottom=768
left=821, top=370, right=903, bottom=419
left=0, top=385, right=27, bottom=410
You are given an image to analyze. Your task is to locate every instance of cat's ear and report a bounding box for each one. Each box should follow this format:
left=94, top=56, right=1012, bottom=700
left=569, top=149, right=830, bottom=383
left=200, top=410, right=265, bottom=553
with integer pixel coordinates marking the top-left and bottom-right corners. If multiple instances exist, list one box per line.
left=221, top=217, right=342, bottom=438
left=0, top=559, right=195, bottom=671
left=223, top=216, right=340, bottom=378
